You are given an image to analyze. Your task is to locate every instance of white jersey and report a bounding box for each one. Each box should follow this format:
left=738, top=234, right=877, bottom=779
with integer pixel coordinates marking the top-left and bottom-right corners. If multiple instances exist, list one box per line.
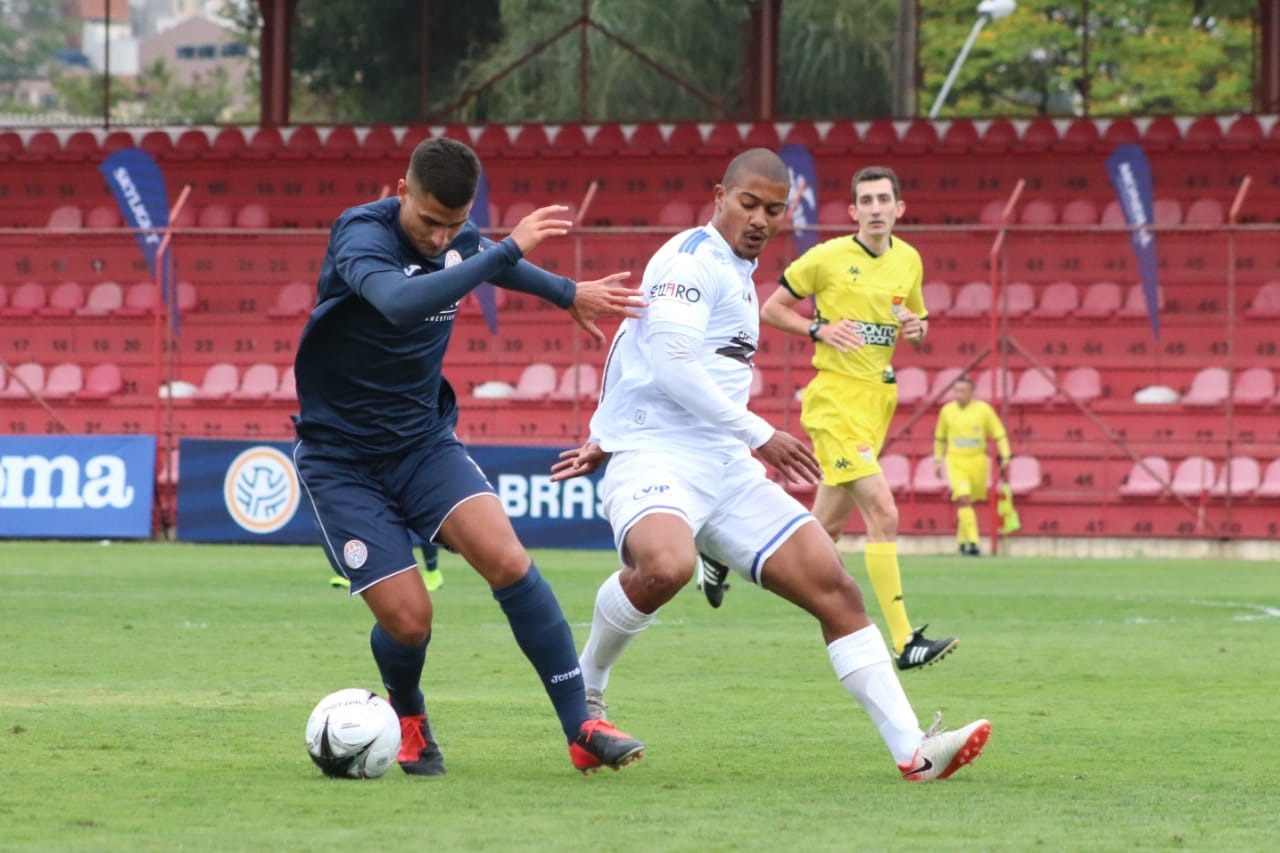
left=591, top=225, right=762, bottom=458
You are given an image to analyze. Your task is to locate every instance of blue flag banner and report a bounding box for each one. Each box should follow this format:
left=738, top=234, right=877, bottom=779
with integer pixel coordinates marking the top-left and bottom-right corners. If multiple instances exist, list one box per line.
left=779, top=143, right=820, bottom=253
left=0, top=435, right=156, bottom=539
left=471, top=168, right=499, bottom=334
left=99, top=148, right=177, bottom=332
left=1105, top=143, right=1161, bottom=340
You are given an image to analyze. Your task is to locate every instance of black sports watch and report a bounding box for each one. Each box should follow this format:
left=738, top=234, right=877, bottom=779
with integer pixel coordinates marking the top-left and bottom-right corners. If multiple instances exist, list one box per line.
left=808, top=320, right=824, bottom=342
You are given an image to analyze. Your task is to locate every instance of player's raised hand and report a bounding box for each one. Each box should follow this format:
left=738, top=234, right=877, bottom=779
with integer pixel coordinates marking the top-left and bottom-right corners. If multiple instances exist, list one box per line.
left=568, top=272, right=644, bottom=343
left=898, top=308, right=927, bottom=344
left=509, top=205, right=574, bottom=256
left=550, top=441, right=609, bottom=482
left=817, top=318, right=866, bottom=353
left=754, top=430, right=823, bottom=485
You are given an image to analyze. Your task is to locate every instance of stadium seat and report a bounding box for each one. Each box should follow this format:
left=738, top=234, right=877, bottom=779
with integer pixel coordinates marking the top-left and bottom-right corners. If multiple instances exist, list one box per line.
left=85, top=204, right=122, bottom=228
left=320, top=125, right=360, bottom=158
left=102, top=130, right=135, bottom=154
left=1007, top=455, right=1041, bottom=495
left=1142, top=116, right=1182, bottom=150
left=1232, top=368, right=1275, bottom=406
left=922, top=281, right=951, bottom=317
left=818, top=200, right=851, bottom=226
left=549, top=363, right=599, bottom=401
left=192, top=363, right=240, bottom=401
left=267, top=281, right=314, bottom=318
left=661, top=122, right=702, bottom=156
left=358, top=125, right=396, bottom=156
left=1032, top=281, right=1078, bottom=318
left=1018, top=199, right=1057, bottom=226
left=911, top=456, right=949, bottom=495
left=139, top=130, right=173, bottom=157
left=656, top=200, right=696, bottom=228
left=1256, top=460, right=1280, bottom=498
left=77, top=281, right=125, bottom=317
left=1058, top=199, right=1098, bottom=227
left=0, top=362, right=45, bottom=399
left=235, top=203, right=272, bottom=229
left=1076, top=282, right=1123, bottom=319
left=814, top=121, right=859, bottom=156
left=210, top=127, right=247, bottom=156
left=172, top=203, right=199, bottom=229
left=198, top=204, right=234, bottom=228
left=501, top=201, right=538, bottom=228
left=1002, top=281, right=1035, bottom=317
left=231, top=363, right=280, bottom=401
left=246, top=127, right=285, bottom=156
left=780, top=121, right=821, bottom=148
left=116, top=282, right=159, bottom=317
left=42, top=363, right=83, bottom=399
left=1019, top=117, right=1059, bottom=150
left=1100, top=199, right=1126, bottom=226
left=974, top=368, right=1015, bottom=401
left=929, top=367, right=964, bottom=402
left=2, top=281, right=46, bottom=317
left=270, top=365, right=297, bottom=402
left=895, top=366, right=928, bottom=406
left=1180, top=367, right=1229, bottom=407
left=948, top=281, right=992, bottom=319
left=1058, top=366, right=1102, bottom=403
left=897, top=120, right=937, bottom=154
left=510, top=124, right=550, bottom=155
left=473, top=125, right=510, bottom=157
left=977, top=199, right=1007, bottom=225
left=586, top=124, right=627, bottom=157
left=0, top=129, right=25, bottom=156
left=1118, top=283, right=1162, bottom=319
left=509, top=362, right=557, bottom=401
left=743, top=123, right=781, bottom=150
left=284, top=126, right=322, bottom=157
left=936, top=118, right=978, bottom=153
left=1209, top=457, right=1261, bottom=498
left=1184, top=198, right=1225, bottom=225
left=1181, top=116, right=1223, bottom=151
left=1221, top=115, right=1263, bottom=151
left=1010, top=368, right=1056, bottom=405
left=549, top=125, right=587, bottom=154
left=1170, top=456, right=1215, bottom=497
left=174, top=129, right=210, bottom=155
left=1152, top=198, right=1183, bottom=226
left=700, top=121, right=742, bottom=155
left=1055, top=119, right=1100, bottom=153
left=38, top=281, right=86, bottom=317
left=974, top=118, right=1017, bottom=153
left=1245, top=281, right=1280, bottom=317
left=880, top=453, right=912, bottom=494
left=177, top=281, right=199, bottom=314
left=1118, top=456, right=1171, bottom=497
left=46, top=204, right=83, bottom=230
left=76, top=362, right=124, bottom=401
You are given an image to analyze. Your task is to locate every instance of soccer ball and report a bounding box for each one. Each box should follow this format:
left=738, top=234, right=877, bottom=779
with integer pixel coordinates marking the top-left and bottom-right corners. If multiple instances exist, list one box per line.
left=305, top=689, right=401, bottom=779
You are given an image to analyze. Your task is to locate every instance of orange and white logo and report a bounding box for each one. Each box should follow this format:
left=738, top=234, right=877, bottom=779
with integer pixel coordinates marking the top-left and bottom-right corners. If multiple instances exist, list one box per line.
left=343, top=539, right=368, bottom=569
left=223, top=446, right=300, bottom=534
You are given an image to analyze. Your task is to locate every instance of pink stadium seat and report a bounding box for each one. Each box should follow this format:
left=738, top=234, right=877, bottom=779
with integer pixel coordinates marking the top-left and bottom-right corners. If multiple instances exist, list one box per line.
left=501, top=201, right=538, bottom=228
left=76, top=362, right=124, bottom=401
left=1032, top=281, right=1078, bottom=319
left=1245, top=281, right=1280, bottom=318
left=171, top=203, right=199, bottom=229
left=39, top=281, right=86, bottom=317
left=948, top=281, right=991, bottom=319
left=550, top=363, right=599, bottom=402
left=177, top=281, right=199, bottom=314
left=231, top=363, right=280, bottom=401
left=818, top=200, right=851, bottom=226
left=85, top=204, right=122, bottom=228
left=1170, top=456, right=1215, bottom=497
left=1076, top=282, right=1123, bottom=319
left=42, top=363, right=83, bottom=399
left=2, top=282, right=46, bottom=317
left=1058, top=199, right=1098, bottom=227
left=1184, top=198, right=1225, bottom=226
left=1232, top=368, right=1275, bottom=406
left=929, top=367, right=964, bottom=402
left=77, top=281, right=125, bottom=317
left=1181, top=367, right=1229, bottom=407
left=1100, top=199, right=1126, bottom=226
left=47, top=204, right=83, bottom=230
left=922, top=281, right=951, bottom=317
left=268, top=281, right=314, bottom=318
left=116, top=282, right=159, bottom=317
left=1010, top=368, right=1056, bottom=405
left=1018, top=199, right=1057, bottom=226
left=1007, top=455, right=1041, bottom=495
left=1152, top=198, right=1183, bottom=226
left=0, top=284, right=6, bottom=311
left=270, top=365, right=297, bottom=402
left=0, top=362, right=45, bottom=399
left=974, top=368, right=1015, bottom=401
left=198, top=204, right=234, bottom=228
left=1209, top=457, right=1261, bottom=498
left=1002, top=281, right=1035, bottom=317
left=880, top=453, right=912, bottom=494
left=509, top=362, right=557, bottom=401
left=236, top=203, right=271, bottom=229
left=1118, top=456, right=1171, bottom=497
left=193, top=363, right=240, bottom=401
left=1058, top=366, right=1102, bottom=403
left=1118, top=283, right=1162, bottom=319
left=911, top=456, right=949, bottom=495
left=978, top=199, right=1007, bottom=225
left=656, top=200, right=696, bottom=228
left=895, top=366, right=928, bottom=407
left=1256, top=460, right=1280, bottom=498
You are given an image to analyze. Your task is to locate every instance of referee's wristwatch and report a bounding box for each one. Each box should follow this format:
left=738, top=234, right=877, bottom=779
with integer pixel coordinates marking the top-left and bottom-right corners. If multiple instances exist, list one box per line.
left=808, top=320, right=824, bottom=342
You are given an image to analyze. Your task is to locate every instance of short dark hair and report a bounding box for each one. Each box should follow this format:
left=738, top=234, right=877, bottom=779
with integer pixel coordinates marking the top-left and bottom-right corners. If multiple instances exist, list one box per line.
left=851, top=165, right=901, bottom=201
left=407, top=137, right=480, bottom=209
left=722, top=147, right=790, bottom=188
left=954, top=374, right=975, bottom=387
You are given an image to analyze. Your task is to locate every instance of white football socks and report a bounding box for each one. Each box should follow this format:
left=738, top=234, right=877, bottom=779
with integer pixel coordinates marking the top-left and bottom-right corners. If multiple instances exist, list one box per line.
left=578, top=570, right=657, bottom=693
left=828, top=625, right=925, bottom=765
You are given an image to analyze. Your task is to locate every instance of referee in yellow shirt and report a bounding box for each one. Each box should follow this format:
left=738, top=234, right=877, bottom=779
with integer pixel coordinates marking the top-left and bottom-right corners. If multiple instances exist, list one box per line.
left=743, top=165, right=956, bottom=671
left=933, top=375, right=1012, bottom=556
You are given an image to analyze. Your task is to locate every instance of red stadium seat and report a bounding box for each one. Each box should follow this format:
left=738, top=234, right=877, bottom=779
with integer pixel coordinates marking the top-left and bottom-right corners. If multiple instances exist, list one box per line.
left=76, top=362, right=124, bottom=401
left=1118, top=456, right=1171, bottom=497
left=586, top=124, right=627, bottom=157
left=0, top=130, right=21, bottom=157
left=549, top=363, right=599, bottom=401
left=743, top=123, right=780, bottom=150
left=948, top=281, right=991, bottom=319
left=231, top=363, right=280, bottom=400
left=198, top=204, right=235, bottom=228
left=501, top=201, right=538, bottom=228
left=0, top=362, right=45, bottom=399
left=974, top=118, right=1017, bottom=153
left=936, top=118, right=978, bottom=153
left=139, top=130, right=174, bottom=157
left=210, top=127, right=246, bottom=156
left=1180, top=367, right=1229, bottom=407
left=177, top=281, right=199, bottom=314
left=978, top=199, right=1007, bottom=225
left=860, top=120, right=898, bottom=154
left=236, top=203, right=272, bottom=229
left=696, top=200, right=716, bottom=224
left=267, top=281, right=314, bottom=318
left=1058, top=199, right=1098, bottom=227
left=47, top=204, right=83, bottom=230
left=1058, top=366, right=1102, bottom=403
left=174, top=129, right=210, bottom=156
left=1076, top=282, right=1123, bottom=319
left=1245, top=281, right=1280, bottom=317
left=247, top=127, right=285, bottom=156
left=509, top=362, right=556, bottom=401
left=510, top=125, right=549, bottom=155
left=1209, top=457, right=1261, bottom=498
left=898, top=120, right=937, bottom=154
left=39, top=281, right=86, bottom=317
left=193, top=363, right=240, bottom=401
left=1221, top=115, right=1263, bottom=151
left=1032, top=281, right=1078, bottom=319
left=85, top=204, right=123, bottom=228
left=922, top=281, right=951, bottom=317
left=1007, top=455, right=1042, bottom=495
left=1100, top=199, right=1126, bottom=226
left=1018, top=200, right=1057, bottom=226
left=1002, top=281, right=1035, bottom=317
left=700, top=121, right=742, bottom=155
left=656, top=200, right=696, bottom=228
left=1141, top=116, right=1182, bottom=150
left=60, top=130, right=100, bottom=159
left=1256, top=460, right=1280, bottom=498
left=359, top=125, right=396, bottom=155
left=23, top=130, right=60, bottom=158
left=42, top=363, right=83, bottom=399
left=171, top=203, right=199, bottom=229
left=1181, top=116, right=1223, bottom=151
left=270, top=365, right=297, bottom=401
left=1101, top=118, right=1141, bottom=147
left=1170, top=456, right=1215, bottom=497
left=881, top=453, right=912, bottom=494
left=662, top=122, right=702, bottom=156
left=322, top=125, right=360, bottom=157
left=1231, top=368, right=1274, bottom=406
left=1055, top=119, right=1100, bottom=153
left=815, top=122, right=859, bottom=155
left=473, top=125, right=510, bottom=157
left=781, top=121, right=821, bottom=149
left=1118, top=283, right=1162, bottom=319
left=895, top=366, right=928, bottom=406
left=818, top=200, right=851, bottom=226
left=549, top=125, right=587, bottom=154
left=78, top=281, right=125, bottom=317
left=284, top=126, right=322, bottom=156
left=102, top=130, right=135, bottom=153
left=911, top=456, right=949, bottom=495
left=1010, top=368, right=1056, bottom=405
left=1184, top=198, right=1225, bottom=225
left=1019, top=117, right=1059, bottom=150
left=624, top=122, right=664, bottom=156
left=2, top=282, right=45, bottom=317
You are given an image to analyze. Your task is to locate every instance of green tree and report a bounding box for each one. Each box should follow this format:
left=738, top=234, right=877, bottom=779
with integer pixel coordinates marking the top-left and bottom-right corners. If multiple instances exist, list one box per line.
left=0, top=0, right=73, bottom=105
left=133, top=58, right=237, bottom=124
left=778, top=0, right=899, bottom=118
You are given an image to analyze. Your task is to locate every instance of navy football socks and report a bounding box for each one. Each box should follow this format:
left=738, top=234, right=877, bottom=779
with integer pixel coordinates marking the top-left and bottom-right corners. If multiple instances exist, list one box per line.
left=370, top=622, right=428, bottom=718
left=493, top=563, right=587, bottom=741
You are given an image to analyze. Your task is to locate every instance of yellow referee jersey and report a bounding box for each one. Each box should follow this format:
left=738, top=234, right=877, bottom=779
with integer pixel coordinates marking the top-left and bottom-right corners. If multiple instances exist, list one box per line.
left=934, top=400, right=1011, bottom=462
left=781, top=234, right=926, bottom=383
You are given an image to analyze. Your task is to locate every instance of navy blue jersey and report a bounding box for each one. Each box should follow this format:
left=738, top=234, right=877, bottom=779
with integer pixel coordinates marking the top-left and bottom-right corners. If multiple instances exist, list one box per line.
left=293, top=197, right=575, bottom=458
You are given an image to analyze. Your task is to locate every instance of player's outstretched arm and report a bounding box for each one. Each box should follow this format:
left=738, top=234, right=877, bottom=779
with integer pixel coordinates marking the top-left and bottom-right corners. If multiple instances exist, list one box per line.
left=507, top=205, right=574, bottom=256
left=568, top=272, right=645, bottom=343
left=550, top=441, right=609, bottom=482
left=754, top=430, right=823, bottom=485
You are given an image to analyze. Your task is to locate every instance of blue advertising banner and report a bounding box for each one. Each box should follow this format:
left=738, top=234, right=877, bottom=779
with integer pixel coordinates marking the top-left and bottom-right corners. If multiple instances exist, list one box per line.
left=779, top=143, right=820, bottom=253
left=1105, top=143, right=1161, bottom=340
left=99, top=148, right=178, bottom=333
left=175, top=440, right=612, bottom=549
left=0, top=435, right=156, bottom=538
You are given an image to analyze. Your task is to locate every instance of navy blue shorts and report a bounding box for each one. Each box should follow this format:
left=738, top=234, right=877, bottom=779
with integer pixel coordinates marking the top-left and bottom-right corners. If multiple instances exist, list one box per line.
left=293, top=434, right=494, bottom=594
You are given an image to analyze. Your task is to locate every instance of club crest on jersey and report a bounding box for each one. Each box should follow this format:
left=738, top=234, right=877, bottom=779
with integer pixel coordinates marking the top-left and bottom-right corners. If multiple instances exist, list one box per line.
left=857, top=444, right=875, bottom=463
left=649, top=281, right=701, bottom=303
left=444, top=249, right=462, bottom=268
left=343, top=539, right=369, bottom=569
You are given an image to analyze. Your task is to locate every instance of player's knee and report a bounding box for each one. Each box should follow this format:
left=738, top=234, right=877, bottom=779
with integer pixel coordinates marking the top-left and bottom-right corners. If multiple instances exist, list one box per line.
left=628, top=544, right=697, bottom=599
left=382, top=610, right=433, bottom=647
left=473, top=540, right=533, bottom=589
left=866, top=499, right=899, bottom=538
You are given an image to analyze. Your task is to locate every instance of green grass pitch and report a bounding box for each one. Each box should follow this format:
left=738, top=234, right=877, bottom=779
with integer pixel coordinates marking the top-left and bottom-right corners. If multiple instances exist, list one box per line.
left=1, top=541, right=1277, bottom=851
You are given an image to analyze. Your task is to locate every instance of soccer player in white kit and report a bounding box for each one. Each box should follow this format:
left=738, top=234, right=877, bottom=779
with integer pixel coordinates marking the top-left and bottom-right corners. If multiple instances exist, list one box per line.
left=551, top=149, right=990, bottom=781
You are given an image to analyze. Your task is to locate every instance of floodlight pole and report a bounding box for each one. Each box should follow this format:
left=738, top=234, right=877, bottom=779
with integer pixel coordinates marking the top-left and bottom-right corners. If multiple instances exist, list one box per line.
left=928, top=15, right=989, bottom=119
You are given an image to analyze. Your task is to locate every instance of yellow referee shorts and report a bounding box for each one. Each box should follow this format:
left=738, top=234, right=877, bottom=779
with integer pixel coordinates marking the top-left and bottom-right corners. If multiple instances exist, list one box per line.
left=800, top=372, right=897, bottom=487
left=945, top=454, right=990, bottom=502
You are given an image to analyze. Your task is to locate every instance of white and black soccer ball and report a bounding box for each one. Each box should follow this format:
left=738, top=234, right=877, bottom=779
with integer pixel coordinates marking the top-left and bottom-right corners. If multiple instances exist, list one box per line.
left=305, top=689, right=401, bottom=779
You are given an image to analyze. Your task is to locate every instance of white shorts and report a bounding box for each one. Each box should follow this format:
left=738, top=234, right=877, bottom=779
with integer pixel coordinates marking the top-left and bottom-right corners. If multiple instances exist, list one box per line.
left=599, top=449, right=816, bottom=586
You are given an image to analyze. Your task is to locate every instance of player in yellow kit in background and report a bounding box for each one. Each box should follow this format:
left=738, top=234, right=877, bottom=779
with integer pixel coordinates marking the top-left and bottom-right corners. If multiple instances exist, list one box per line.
left=933, top=374, right=1012, bottom=556
left=738, top=165, right=957, bottom=671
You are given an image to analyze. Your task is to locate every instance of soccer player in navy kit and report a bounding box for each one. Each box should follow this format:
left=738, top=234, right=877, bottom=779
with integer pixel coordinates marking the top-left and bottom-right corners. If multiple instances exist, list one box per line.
left=292, top=137, right=645, bottom=775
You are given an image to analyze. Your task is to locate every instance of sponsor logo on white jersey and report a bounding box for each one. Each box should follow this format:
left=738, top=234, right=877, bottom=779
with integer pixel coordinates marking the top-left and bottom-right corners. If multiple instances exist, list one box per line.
left=648, top=281, right=701, bottom=303
left=223, top=446, right=299, bottom=534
